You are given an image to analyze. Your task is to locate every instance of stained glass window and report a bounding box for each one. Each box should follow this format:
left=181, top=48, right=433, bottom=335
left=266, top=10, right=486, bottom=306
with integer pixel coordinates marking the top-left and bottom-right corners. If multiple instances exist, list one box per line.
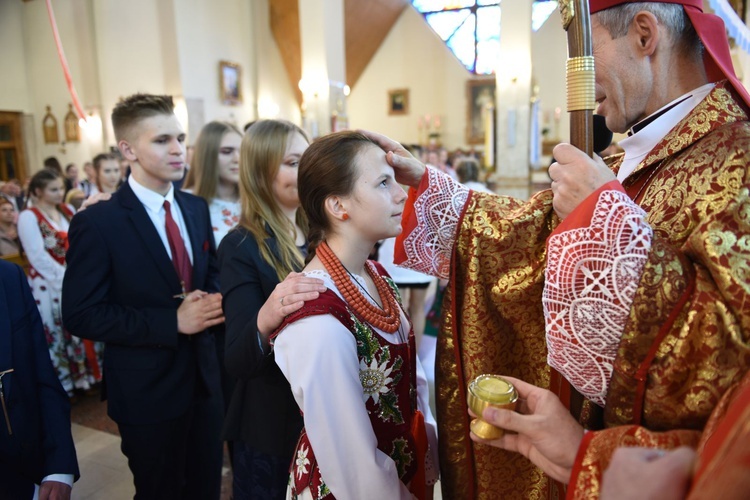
left=410, top=0, right=558, bottom=74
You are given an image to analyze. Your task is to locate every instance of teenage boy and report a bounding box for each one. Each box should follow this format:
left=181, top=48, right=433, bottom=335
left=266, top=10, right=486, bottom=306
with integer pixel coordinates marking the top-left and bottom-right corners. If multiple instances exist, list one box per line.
left=63, top=94, right=225, bottom=500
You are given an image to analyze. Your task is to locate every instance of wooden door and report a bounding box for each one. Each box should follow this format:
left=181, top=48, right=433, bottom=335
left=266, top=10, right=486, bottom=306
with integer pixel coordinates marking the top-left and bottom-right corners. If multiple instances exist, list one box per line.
left=0, top=111, right=27, bottom=183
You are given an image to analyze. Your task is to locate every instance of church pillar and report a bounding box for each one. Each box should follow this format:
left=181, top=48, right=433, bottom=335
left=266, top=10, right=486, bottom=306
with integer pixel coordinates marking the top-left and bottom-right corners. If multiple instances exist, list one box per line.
left=494, top=0, right=533, bottom=199
left=297, top=0, right=348, bottom=138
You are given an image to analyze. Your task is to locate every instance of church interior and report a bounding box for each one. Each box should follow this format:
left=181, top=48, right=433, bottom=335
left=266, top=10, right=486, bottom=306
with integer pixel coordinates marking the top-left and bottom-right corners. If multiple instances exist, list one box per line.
left=1, top=0, right=749, bottom=498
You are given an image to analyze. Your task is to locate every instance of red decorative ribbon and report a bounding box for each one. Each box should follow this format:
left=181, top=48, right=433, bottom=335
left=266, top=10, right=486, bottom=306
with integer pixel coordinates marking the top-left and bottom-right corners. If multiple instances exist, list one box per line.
left=45, top=0, right=86, bottom=121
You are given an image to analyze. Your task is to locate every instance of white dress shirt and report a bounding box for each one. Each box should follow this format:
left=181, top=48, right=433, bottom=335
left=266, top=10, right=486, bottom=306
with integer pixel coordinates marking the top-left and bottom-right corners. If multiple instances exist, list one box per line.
left=128, top=175, right=193, bottom=264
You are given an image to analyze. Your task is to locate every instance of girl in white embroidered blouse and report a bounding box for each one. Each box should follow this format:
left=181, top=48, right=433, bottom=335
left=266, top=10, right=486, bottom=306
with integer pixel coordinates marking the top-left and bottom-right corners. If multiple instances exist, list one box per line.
left=272, top=131, right=439, bottom=500
left=182, top=121, right=242, bottom=246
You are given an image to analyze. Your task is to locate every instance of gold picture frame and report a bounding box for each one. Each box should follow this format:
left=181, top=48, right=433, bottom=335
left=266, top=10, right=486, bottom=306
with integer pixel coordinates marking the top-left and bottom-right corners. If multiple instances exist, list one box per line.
left=219, top=61, right=242, bottom=105
left=388, top=88, right=409, bottom=116
left=466, top=77, right=496, bottom=145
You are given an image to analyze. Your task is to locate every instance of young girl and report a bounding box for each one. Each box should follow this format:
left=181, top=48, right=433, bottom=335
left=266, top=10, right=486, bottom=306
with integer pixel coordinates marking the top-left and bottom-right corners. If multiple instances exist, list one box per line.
left=272, top=131, right=439, bottom=499
left=182, top=121, right=242, bottom=246
left=17, top=169, right=97, bottom=396
left=92, top=153, right=121, bottom=195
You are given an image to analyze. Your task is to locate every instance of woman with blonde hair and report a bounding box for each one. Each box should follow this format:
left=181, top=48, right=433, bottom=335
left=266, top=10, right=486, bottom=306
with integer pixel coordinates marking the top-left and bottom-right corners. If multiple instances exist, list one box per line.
left=219, top=119, right=325, bottom=499
left=183, top=121, right=242, bottom=245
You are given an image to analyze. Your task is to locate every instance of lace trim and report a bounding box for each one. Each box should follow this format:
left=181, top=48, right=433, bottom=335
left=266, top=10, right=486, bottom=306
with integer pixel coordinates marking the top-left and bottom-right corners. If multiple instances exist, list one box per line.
left=400, top=167, right=470, bottom=279
left=543, top=190, right=653, bottom=406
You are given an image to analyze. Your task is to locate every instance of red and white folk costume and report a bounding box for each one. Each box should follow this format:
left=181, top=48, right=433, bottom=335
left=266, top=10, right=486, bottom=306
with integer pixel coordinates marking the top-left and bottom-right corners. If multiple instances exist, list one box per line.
left=273, top=263, right=439, bottom=500
left=17, top=205, right=99, bottom=395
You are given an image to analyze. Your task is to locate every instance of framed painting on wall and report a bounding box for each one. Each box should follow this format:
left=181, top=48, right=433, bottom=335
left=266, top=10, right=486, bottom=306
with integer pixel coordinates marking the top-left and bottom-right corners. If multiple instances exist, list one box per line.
left=388, top=89, right=409, bottom=116
left=466, top=77, right=496, bottom=144
left=219, top=61, right=242, bottom=105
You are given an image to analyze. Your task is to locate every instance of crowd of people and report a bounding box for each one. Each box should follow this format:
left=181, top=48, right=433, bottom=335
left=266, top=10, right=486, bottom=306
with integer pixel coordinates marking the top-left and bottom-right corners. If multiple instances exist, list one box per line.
left=0, top=1, right=748, bottom=499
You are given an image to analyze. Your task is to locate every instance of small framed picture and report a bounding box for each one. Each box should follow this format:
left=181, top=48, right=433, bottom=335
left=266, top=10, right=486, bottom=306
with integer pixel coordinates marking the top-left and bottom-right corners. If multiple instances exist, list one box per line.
left=219, top=61, right=242, bottom=105
left=388, top=88, right=409, bottom=116
left=466, top=77, right=496, bottom=144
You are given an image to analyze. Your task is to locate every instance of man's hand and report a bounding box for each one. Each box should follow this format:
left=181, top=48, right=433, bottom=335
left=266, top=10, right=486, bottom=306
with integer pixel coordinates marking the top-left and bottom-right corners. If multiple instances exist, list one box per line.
left=257, top=272, right=327, bottom=341
left=77, top=192, right=112, bottom=212
left=177, top=290, right=224, bottom=334
left=601, top=447, right=695, bottom=500
left=469, top=376, right=584, bottom=483
left=549, top=143, right=616, bottom=219
left=359, top=130, right=425, bottom=188
left=39, top=480, right=72, bottom=500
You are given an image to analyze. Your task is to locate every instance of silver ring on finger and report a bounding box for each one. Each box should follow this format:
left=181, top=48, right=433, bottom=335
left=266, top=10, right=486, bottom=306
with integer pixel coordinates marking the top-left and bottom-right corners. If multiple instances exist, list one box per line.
left=280, top=296, right=285, bottom=306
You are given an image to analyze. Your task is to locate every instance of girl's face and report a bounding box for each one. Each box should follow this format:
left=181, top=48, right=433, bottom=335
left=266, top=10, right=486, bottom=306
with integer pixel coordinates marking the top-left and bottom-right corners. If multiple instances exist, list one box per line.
left=217, top=131, right=242, bottom=186
left=37, top=178, right=65, bottom=206
left=0, top=203, right=15, bottom=224
left=272, top=132, right=308, bottom=211
left=342, top=145, right=407, bottom=242
left=98, top=159, right=121, bottom=190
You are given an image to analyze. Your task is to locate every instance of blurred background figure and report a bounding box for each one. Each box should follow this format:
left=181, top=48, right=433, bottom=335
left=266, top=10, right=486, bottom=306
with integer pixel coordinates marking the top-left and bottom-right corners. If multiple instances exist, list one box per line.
left=92, top=153, right=122, bottom=196
left=0, top=197, right=20, bottom=256
left=80, top=161, right=96, bottom=197
left=63, top=163, right=81, bottom=194
left=456, top=158, right=492, bottom=193
left=43, top=156, right=63, bottom=176
left=65, top=188, right=86, bottom=211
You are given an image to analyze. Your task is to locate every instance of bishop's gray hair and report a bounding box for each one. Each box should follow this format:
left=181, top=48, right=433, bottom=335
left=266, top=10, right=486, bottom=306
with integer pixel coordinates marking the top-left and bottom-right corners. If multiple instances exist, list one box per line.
left=595, top=2, right=703, bottom=58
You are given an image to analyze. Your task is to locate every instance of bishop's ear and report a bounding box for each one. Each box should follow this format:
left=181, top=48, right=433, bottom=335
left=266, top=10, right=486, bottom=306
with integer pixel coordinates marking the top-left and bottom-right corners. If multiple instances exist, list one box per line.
left=631, top=11, right=660, bottom=56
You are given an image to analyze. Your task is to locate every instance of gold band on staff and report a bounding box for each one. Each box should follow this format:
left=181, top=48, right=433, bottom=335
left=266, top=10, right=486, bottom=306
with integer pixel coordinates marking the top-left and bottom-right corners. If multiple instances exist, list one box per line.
left=566, top=56, right=596, bottom=111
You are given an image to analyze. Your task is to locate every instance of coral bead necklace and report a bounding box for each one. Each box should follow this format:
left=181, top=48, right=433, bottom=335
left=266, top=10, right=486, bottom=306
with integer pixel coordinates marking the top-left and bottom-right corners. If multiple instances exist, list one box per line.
left=317, top=241, right=401, bottom=333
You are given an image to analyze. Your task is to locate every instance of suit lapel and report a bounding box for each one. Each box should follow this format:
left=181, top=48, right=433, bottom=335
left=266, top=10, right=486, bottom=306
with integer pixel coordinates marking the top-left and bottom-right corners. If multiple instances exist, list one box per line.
left=119, top=183, right=182, bottom=291
left=175, top=191, right=206, bottom=290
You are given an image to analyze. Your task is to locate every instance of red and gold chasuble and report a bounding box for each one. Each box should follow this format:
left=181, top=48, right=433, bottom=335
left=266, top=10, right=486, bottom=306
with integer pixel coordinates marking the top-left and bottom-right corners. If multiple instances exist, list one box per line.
left=396, top=82, right=750, bottom=499
left=276, top=263, right=427, bottom=499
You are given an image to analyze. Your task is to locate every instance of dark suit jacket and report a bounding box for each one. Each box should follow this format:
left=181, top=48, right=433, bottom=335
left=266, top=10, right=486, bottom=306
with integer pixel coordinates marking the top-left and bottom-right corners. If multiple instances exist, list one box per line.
left=62, top=182, right=221, bottom=425
left=0, top=260, right=79, bottom=497
left=219, top=226, right=302, bottom=458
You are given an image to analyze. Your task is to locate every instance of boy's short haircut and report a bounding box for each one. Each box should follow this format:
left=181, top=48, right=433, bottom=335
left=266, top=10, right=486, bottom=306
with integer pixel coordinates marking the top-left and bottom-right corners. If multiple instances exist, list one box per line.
left=111, top=93, right=175, bottom=142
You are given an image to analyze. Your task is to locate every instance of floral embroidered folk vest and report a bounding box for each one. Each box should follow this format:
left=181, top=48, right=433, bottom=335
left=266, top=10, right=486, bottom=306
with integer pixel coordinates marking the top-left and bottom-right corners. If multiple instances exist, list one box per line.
left=277, top=264, right=421, bottom=499
left=28, top=206, right=73, bottom=272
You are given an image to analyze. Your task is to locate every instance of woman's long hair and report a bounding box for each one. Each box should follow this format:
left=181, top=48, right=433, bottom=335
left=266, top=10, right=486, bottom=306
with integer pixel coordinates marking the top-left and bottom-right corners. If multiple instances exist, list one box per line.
left=184, top=121, right=241, bottom=201
left=238, top=120, right=308, bottom=281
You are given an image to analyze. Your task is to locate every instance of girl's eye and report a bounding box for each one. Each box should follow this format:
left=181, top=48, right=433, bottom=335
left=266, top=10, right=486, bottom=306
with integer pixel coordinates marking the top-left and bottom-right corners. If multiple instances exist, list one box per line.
left=220, top=148, right=235, bottom=155
left=287, top=161, right=299, bottom=168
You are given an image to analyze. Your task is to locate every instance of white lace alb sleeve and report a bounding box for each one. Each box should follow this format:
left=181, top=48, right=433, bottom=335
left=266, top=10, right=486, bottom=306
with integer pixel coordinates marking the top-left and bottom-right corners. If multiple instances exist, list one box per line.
left=543, top=190, right=653, bottom=407
left=399, top=167, right=470, bottom=279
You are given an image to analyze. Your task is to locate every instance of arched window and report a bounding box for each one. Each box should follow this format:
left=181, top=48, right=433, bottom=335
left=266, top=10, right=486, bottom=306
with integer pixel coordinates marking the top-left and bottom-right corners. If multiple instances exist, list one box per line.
left=410, top=0, right=559, bottom=75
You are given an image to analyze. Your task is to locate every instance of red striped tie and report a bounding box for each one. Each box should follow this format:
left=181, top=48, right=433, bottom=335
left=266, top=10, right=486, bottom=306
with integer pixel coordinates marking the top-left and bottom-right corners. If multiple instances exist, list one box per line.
left=163, top=200, right=193, bottom=294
